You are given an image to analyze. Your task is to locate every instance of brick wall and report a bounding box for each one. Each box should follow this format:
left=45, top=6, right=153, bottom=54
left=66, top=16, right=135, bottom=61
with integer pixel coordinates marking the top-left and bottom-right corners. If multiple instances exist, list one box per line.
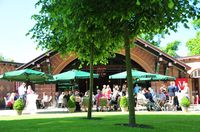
left=0, top=62, right=18, bottom=98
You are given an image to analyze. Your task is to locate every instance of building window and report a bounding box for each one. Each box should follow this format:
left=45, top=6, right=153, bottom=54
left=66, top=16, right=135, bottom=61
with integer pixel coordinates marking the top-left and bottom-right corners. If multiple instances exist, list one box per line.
left=191, top=69, right=200, bottom=78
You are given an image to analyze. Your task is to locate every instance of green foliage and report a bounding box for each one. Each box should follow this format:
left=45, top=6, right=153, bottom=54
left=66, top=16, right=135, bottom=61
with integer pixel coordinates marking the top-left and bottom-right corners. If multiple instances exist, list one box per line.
left=13, top=99, right=25, bottom=110
left=0, top=54, right=4, bottom=61
left=193, top=19, right=200, bottom=29
left=28, top=0, right=124, bottom=65
left=186, top=31, right=200, bottom=55
left=0, top=53, right=13, bottom=62
left=67, top=96, right=76, bottom=108
left=82, top=97, right=89, bottom=107
left=99, top=97, right=107, bottom=107
left=180, top=96, right=190, bottom=107
left=120, top=96, right=128, bottom=108
left=161, top=41, right=181, bottom=57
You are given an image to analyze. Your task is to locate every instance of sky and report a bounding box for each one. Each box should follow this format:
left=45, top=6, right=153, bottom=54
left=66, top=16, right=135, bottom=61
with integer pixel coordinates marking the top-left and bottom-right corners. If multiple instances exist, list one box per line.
left=0, top=0, right=198, bottom=63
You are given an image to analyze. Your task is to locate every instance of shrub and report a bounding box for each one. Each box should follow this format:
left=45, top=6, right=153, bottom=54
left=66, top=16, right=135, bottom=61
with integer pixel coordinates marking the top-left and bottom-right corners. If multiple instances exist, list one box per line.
left=67, top=96, right=76, bottom=108
left=82, top=97, right=89, bottom=107
left=120, top=96, right=128, bottom=108
left=99, top=97, right=107, bottom=107
left=180, top=96, right=190, bottom=107
left=0, top=98, right=5, bottom=109
left=13, top=99, right=25, bottom=110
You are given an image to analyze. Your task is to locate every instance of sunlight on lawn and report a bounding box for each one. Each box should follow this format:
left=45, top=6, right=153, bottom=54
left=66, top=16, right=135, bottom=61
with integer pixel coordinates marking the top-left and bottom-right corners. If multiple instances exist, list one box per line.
left=0, top=112, right=200, bottom=132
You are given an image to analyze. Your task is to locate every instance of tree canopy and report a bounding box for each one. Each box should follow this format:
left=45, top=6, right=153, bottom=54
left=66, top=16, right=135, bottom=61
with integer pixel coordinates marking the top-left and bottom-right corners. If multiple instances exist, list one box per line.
left=28, top=0, right=124, bottom=65
left=186, top=16, right=200, bottom=55
left=161, top=40, right=181, bottom=57
left=186, top=31, right=200, bottom=55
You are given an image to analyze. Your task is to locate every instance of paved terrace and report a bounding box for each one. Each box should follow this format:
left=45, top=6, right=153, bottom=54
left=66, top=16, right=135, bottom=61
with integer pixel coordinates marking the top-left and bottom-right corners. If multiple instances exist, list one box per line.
left=1, top=105, right=200, bottom=116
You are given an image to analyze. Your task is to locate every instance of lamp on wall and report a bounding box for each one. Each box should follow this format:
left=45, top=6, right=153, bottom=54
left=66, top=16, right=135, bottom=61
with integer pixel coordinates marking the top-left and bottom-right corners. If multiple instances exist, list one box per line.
left=36, top=64, right=40, bottom=68
left=168, top=62, right=172, bottom=67
left=159, top=57, right=163, bottom=62
left=46, top=58, right=50, bottom=63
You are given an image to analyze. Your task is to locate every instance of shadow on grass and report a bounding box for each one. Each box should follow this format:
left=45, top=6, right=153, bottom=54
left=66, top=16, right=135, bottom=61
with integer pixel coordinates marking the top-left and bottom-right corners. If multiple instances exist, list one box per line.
left=37, top=111, right=68, bottom=114
left=81, top=117, right=103, bottom=120
left=114, top=123, right=154, bottom=129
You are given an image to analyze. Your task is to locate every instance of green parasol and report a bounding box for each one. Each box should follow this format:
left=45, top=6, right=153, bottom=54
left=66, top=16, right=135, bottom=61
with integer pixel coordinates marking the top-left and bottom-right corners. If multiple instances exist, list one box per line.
left=53, top=69, right=99, bottom=81
left=109, top=69, right=156, bottom=79
left=136, top=74, right=176, bottom=82
left=0, top=69, right=52, bottom=82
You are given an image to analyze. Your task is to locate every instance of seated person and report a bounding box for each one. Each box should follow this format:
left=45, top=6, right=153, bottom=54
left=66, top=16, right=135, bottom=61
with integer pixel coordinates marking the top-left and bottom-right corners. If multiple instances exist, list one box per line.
left=4, top=93, right=15, bottom=109
left=41, top=92, right=49, bottom=108
left=144, top=89, right=154, bottom=103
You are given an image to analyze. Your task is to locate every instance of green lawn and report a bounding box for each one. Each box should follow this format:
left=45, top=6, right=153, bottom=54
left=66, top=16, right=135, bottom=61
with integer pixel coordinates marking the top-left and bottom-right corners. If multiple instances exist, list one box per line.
left=0, top=112, right=200, bottom=132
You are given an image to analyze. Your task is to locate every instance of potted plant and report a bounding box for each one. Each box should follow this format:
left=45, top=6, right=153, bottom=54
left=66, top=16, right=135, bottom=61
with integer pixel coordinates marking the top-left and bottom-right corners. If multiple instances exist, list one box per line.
left=120, top=96, right=128, bottom=112
left=13, top=99, right=25, bottom=115
left=180, top=96, right=190, bottom=112
left=99, top=97, right=107, bottom=111
left=0, top=98, right=5, bottom=109
left=82, top=96, right=89, bottom=111
left=67, top=96, right=76, bottom=112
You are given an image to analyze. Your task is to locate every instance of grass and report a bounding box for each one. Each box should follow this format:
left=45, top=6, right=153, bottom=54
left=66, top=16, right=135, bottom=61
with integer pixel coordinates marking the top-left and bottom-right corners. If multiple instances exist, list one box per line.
left=0, top=112, right=200, bottom=132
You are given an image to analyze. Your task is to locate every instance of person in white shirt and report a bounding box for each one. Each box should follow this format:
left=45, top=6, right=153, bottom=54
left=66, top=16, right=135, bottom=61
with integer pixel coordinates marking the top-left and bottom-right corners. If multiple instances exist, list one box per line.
left=41, top=92, right=49, bottom=108
left=18, top=83, right=26, bottom=99
left=182, top=82, right=189, bottom=98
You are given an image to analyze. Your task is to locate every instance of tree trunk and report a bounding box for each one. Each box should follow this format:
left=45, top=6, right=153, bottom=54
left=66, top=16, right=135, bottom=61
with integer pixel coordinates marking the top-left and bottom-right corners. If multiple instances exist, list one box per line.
left=87, top=43, right=94, bottom=119
left=124, top=23, right=136, bottom=126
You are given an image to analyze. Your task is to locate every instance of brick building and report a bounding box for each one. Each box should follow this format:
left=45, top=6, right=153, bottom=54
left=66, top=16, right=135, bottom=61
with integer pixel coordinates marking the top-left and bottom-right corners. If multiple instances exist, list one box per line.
left=0, top=61, right=23, bottom=98
left=12, top=38, right=189, bottom=99
left=178, top=55, right=200, bottom=96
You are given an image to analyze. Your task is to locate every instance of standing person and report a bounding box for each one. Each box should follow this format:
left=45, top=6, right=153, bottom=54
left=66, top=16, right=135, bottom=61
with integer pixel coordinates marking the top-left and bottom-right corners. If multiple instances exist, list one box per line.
left=95, top=89, right=103, bottom=111
left=54, top=92, right=60, bottom=107
left=168, top=81, right=176, bottom=104
left=105, top=85, right=112, bottom=110
left=160, top=84, right=167, bottom=92
left=64, top=91, right=70, bottom=105
left=26, top=92, right=38, bottom=114
left=111, top=85, right=120, bottom=111
left=58, top=92, right=65, bottom=108
left=182, top=82, right=189, bottom=98
left=18, top=83, right=26, bottom=100
left=102, top=85, right=107, bottom=96
left=27, top=85, right=34, bottom=94
left=105, top=85, right=111, bottom=100
left=134, top=84, right=140, bottom=95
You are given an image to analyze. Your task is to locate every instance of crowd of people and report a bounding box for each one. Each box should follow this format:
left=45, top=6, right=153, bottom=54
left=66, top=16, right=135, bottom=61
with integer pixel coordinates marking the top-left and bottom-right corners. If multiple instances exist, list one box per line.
left=4, top=83, right=53, bottom=114
left=136, top=81, right=191, bottom=111
left=3, top=81, right=197, bottom=113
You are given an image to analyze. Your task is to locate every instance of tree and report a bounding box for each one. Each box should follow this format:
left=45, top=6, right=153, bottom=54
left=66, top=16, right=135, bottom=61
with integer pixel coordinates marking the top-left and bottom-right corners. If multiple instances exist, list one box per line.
left=27, top=0, right=123, bottom=119
left=28, top=0, right=200, bottom=127
left=161, top=41, right=181, bottom=57
left=186, top=31, right=200, bottom=55
left=0, top=54, right=5, bottom=61
left=94, top=0, right=199, bottom=127
left=0, top=53, right=13, bottom=62
left=186, top=17, right=200, bottom=55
